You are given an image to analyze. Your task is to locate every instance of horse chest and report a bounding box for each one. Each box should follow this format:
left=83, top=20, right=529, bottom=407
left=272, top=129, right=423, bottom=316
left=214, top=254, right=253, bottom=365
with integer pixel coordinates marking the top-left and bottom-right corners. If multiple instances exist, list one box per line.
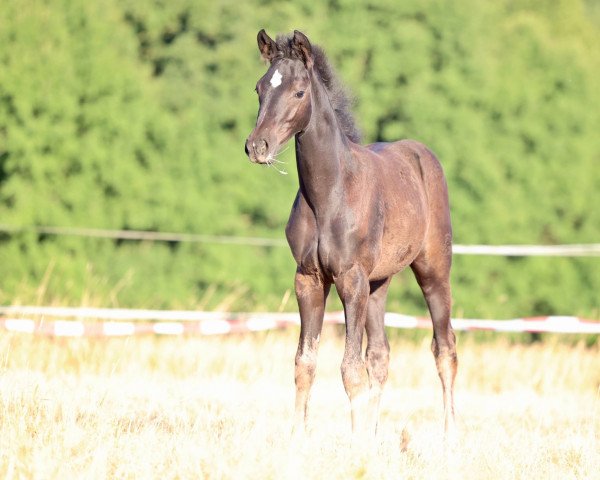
left=288, top=215, right=369, bottom=277
left=315, top=221, right=351, bottom=267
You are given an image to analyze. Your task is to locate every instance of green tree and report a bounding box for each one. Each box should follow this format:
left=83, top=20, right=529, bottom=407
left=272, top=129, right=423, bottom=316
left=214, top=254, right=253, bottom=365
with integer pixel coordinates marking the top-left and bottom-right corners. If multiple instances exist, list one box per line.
left=0, top=0, right=598, bottom=319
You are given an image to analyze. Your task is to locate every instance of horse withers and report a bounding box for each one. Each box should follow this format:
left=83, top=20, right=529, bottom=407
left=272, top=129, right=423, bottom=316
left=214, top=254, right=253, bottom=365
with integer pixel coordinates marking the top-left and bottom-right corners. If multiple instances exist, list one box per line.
left=245, top=30, right=457, bottom=441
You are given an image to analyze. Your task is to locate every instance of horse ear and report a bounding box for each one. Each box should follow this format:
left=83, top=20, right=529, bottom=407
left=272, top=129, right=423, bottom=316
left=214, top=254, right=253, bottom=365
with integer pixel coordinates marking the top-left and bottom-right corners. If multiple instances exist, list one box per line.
left=292, top=30, right=313, bottom=69
left=257, top=29, right=277, bottom=63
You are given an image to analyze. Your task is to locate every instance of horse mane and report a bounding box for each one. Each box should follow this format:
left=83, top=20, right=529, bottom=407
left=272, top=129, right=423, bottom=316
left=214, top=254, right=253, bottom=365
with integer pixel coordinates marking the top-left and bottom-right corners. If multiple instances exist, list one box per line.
left=275, top=35, right=361, bottom=143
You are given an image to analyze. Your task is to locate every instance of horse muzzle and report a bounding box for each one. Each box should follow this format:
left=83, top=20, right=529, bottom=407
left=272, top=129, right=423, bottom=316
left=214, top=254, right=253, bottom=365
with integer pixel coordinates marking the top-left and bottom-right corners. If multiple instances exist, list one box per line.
left=245, top=137, right=272, bottom=164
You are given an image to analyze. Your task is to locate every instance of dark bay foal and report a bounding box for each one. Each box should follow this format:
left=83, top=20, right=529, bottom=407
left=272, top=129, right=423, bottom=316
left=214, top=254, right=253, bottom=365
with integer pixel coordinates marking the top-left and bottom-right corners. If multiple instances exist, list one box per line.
left=245, top=30, right=457, bottom=440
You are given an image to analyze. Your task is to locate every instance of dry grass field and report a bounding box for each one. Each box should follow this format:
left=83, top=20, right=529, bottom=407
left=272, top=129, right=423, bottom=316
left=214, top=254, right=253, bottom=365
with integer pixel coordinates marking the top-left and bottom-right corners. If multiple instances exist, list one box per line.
left=0, top=327, right=598, bottom=479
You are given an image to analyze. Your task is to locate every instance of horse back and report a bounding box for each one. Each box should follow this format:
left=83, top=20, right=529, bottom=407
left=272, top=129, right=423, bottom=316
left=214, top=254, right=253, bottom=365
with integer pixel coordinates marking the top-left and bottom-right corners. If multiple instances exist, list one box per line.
left=365, top=139, right=450, bottom=219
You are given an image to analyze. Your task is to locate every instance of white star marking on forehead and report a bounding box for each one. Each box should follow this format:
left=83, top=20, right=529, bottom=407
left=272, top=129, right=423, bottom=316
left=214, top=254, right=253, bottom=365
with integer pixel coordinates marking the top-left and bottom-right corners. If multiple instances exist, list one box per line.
left=270, top=69, right=283, bottom=88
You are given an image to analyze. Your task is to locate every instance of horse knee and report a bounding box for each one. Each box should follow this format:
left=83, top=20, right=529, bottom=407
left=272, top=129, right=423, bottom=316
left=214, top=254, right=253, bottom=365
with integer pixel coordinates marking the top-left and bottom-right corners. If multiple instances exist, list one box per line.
left=295, top=272, right=321, bottom=298
left=366, top=342, right=390, bottom=386
left=295, top=351, right=317, bottom=390
left=340, top=357, right=368, bottom=397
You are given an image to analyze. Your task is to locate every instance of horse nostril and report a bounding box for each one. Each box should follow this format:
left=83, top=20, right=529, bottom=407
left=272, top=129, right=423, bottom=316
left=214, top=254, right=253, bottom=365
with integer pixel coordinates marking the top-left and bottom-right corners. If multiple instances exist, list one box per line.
left=256, top=139, right=268, bottom=156
left=244, top=140, right=250, bottom=156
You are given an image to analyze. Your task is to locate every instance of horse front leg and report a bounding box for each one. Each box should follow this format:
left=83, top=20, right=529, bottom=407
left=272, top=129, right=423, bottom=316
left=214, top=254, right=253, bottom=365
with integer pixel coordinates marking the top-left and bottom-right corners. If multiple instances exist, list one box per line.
left=293, top=269, right=330, bottom=437
left=335, top=265, right=371, bottom=437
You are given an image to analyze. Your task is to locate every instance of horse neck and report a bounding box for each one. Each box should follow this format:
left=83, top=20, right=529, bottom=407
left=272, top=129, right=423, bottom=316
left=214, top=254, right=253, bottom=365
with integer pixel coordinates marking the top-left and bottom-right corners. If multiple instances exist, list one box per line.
left=294, top=73, right=352, bottom=216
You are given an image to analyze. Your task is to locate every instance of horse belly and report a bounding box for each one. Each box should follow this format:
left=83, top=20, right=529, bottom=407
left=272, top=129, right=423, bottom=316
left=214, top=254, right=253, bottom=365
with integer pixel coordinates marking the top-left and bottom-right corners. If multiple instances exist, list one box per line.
left=368, top=189, right=428, bottom=280
left=369, top=235, right=422, bottom=280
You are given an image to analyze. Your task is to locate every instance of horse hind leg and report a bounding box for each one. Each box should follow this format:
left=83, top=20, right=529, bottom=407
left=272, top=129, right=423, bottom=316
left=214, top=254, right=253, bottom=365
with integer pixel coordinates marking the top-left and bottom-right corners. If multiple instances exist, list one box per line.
left=365, top=278, right=392, bottom=436
left=410, top=250, right=457, bottom=441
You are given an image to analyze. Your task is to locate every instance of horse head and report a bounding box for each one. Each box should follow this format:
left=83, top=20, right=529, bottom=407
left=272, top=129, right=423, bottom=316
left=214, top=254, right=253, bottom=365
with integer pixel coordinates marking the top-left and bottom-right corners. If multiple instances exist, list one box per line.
left=245, top=30, right=314, bottom=164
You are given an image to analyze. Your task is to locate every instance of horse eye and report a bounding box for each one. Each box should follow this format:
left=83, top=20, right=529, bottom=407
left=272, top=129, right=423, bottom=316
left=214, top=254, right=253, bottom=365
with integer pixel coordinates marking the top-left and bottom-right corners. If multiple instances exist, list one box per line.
left=295, top=91, right=305, bottom=99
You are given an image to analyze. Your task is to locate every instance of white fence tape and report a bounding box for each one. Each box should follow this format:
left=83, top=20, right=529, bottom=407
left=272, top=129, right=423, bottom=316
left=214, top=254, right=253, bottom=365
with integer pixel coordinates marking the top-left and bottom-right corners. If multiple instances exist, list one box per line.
left=1, top=225, right=599, bottom=256
left=0, top=306, right=598, bottom=336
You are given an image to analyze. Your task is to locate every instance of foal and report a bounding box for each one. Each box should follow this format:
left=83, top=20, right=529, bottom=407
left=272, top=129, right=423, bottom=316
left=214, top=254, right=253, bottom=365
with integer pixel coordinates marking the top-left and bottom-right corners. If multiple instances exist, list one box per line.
left=245, top=30, right=457, bottom=440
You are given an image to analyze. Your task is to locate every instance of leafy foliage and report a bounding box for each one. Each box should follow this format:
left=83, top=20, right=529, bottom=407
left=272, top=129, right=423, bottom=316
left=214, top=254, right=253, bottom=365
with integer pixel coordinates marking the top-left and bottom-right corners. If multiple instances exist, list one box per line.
left=0, top=0, right=598, bottom=318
